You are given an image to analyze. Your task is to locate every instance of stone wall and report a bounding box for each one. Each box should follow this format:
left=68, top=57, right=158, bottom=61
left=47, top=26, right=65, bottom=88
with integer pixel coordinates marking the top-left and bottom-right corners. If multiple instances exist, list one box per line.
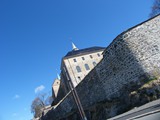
left=98, top=14, right=160, bottom=99
left=42, top=15, right=160, bottom=120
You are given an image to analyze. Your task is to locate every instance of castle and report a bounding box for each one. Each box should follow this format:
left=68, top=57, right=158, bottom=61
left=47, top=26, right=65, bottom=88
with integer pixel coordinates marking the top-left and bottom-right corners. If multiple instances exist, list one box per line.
left=52, top=44, right=105, bottom=104
left=43, top=14, right=160, bottom=120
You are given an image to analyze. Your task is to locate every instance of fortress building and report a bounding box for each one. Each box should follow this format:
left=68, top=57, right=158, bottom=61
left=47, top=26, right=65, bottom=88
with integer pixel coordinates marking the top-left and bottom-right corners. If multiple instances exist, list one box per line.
left=61, top=43, right=105, bottom=87
left=52, top=43, right=105, bottom=103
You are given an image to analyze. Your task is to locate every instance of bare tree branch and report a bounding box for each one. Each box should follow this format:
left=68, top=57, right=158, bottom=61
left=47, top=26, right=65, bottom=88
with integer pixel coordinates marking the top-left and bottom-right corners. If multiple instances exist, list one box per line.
left=150, top=0, right=160, bottom=17
left=31, top=93, right=53, bottom=118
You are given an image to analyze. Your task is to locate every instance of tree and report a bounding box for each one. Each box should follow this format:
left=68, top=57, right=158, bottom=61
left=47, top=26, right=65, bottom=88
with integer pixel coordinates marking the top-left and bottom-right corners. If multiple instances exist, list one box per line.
left=150, top=0, right=160, bottom=17
left=31, top=93, right=53, bottom=118
left=45, top=96, right=54, bottom=106
left=31, top=96, right=45, bottom=118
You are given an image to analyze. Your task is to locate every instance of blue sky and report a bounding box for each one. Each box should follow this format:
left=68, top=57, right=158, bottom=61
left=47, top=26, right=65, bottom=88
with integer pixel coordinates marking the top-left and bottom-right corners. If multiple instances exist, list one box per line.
left=0, top=0, right=154, bottom=120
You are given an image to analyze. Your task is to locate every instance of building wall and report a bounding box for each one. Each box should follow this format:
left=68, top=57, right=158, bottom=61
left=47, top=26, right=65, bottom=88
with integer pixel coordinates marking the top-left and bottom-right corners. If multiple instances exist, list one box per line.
left=54, top=51, right=103, bottom=103
left=42, top=15, right=160, bottom=120
left=63, top=51, right=103, bottom=87
left=53, top=76, right=68, bottom=105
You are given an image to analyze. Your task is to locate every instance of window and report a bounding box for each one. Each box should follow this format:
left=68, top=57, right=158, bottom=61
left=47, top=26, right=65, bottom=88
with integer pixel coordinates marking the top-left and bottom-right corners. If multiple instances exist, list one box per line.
left=97, top=53, right=100, bottom=57
left=93, top=61, right=97, bottom=66
left=78, top=76, right=81, bottom=80
left=90, top=55, right=93, bottom=59
left=84, top=64, right=90, bottom=70
left=76, top=66, right=81, bottom=73
left=73, top=59, right=77, bottom=62
left=82, top=57, right=85, bottom=60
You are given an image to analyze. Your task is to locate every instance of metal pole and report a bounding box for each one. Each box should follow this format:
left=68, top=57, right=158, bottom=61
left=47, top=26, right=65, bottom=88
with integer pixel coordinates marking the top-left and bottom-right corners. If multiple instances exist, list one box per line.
left=63, top=66, right=88, bottom=120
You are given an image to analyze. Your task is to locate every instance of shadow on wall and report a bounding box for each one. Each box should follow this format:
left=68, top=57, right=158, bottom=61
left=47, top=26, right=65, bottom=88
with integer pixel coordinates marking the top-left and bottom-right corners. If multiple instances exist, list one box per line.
left=97, top=14, right=160, bottom=100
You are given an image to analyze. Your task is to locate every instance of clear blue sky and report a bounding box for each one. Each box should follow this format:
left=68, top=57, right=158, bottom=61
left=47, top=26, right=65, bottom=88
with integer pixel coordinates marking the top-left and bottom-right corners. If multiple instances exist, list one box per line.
left=0, top=0, right=154, bottom=120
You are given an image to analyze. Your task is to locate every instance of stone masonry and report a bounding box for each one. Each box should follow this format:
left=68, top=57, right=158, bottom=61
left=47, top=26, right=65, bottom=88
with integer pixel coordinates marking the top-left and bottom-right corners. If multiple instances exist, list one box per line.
left=41, top=14, right=160, bottom=120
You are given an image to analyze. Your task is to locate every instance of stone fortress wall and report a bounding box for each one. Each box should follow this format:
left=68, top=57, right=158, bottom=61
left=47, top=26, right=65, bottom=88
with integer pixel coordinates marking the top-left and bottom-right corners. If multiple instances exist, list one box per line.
left=42, top=15, right=160, bottom=120
left=97, top=14, right=160, bottom=98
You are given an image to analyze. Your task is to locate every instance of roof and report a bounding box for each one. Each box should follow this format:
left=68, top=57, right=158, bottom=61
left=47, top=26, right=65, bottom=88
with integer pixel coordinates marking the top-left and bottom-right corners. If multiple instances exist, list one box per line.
left=64, top=46, right=105, bottom=58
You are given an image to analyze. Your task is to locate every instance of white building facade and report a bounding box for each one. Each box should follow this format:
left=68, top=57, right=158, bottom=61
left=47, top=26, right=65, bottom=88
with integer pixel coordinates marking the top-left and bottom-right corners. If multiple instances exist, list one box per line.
left=61, top=43, right=105, bottom=87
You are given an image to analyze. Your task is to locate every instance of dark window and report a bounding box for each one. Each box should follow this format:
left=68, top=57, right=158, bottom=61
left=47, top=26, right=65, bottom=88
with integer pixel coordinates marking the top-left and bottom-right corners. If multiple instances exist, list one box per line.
left=97, top=53, right=100, bottom=57
left=85, top=64, right=90, bottom=70
left=76, top=66, right=81, bottom=73
left=82, top=57, right=85, bottom=60
left=90, top=55, right=93, bottom=59
left=93, top=62, right=97, bottom=66
left=73, top=59, right=77, bottom=62
left=78, top=76, right=81, bottom=80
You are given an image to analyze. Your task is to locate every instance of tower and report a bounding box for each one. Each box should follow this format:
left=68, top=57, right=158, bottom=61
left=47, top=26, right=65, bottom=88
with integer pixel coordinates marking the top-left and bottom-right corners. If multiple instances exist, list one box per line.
left=72, top=42, right=79, bottom=51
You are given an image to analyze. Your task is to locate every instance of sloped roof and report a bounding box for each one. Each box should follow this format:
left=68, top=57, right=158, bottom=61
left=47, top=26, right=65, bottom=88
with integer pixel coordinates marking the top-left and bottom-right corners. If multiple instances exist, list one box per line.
left=64, top=46, right=105, bottom=58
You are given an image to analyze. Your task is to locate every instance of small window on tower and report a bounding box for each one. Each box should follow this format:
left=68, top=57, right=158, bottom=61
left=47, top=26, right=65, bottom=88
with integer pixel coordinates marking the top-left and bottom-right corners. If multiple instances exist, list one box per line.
left=78, top=76, right=81, bottom=80
left=90, top=55, right=93, bottom=59
left=82, top=57, right=85, bottom=60
left=73, top=59, right=77, bottom=62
